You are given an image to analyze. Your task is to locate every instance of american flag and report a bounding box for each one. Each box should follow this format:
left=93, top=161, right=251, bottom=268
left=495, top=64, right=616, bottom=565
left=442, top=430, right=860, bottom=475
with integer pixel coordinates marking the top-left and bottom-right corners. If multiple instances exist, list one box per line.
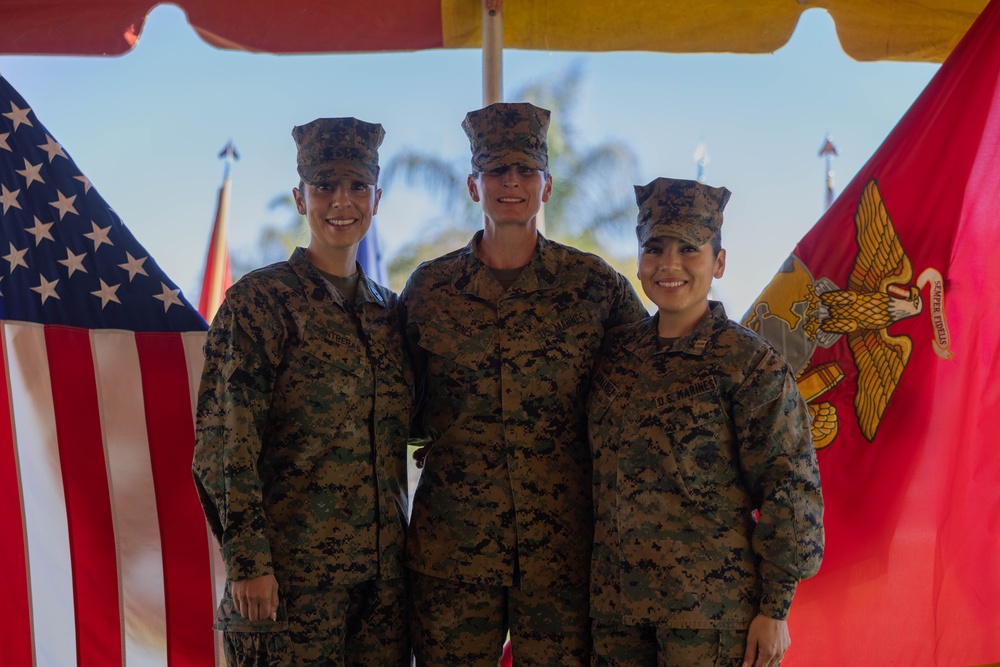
left=1, top=74, right=221, bottom=666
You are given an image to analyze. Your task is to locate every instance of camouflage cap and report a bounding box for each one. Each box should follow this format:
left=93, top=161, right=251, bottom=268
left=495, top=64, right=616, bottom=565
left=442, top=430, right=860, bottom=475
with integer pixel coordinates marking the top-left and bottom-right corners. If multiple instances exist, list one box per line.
left=292, top=117, right=385, bottom=186
left=635, top=177, right=732, bottom=246
left=462, top=102, right=550, bottom=173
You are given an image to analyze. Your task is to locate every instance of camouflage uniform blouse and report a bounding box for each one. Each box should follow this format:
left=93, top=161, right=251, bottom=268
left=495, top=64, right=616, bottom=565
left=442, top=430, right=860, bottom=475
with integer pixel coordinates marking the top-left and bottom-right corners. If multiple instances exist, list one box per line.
left=401, top=232, right=647, bottom=588
left=588, top=302, right=823, bottom=628
left=193, top=248, right=412, bottom=589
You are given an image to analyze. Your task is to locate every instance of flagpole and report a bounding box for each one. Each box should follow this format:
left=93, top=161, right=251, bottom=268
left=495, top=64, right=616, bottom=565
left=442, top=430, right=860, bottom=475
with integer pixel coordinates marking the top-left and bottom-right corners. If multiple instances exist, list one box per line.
left=209, top=141, right=235, bottom=308
left=818, top=133, right=839, bottom=210
left=482, top=0, right=503, bottom=106
left=198, top=142, right=237, bottom=322
left=481, top=0, right=544, bottom=238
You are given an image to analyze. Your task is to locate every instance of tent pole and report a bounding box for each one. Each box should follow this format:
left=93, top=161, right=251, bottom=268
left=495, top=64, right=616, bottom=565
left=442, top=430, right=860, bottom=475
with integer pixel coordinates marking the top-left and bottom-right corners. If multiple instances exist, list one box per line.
left=482, top=0, right=503, bottom=104
left=481, top=1, right=546, bottom=233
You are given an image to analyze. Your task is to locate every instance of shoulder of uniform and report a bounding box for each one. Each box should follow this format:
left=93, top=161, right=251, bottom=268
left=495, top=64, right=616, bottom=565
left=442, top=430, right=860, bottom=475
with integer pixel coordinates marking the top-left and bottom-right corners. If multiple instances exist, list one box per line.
left=421, top=244, right=468, bottom=269
left=240, top=259, right=294, bottom=281
left=726, top=317, right=779, bottom=350
left=712, top=318, right=792, bottom=373
left=544, top=239, right=610, bottom=266
left=235, top=260, right=296, bottom=289
left=224, top=262, right=302, bottom=310
left=417, top=249, right=465, bottom=277
left=542, top=239, right=626, bottom=282
left=403, top=250, right=465, bottom=295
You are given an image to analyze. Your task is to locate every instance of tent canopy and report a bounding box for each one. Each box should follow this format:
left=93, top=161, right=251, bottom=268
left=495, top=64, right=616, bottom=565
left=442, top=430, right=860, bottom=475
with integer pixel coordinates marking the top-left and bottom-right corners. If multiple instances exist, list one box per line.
left=0, top=0, right=987, bottom=62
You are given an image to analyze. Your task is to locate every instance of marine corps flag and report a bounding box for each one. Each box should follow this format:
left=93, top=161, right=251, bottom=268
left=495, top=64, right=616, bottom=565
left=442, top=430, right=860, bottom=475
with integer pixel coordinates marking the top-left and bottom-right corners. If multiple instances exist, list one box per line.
left=742, top=1, right=1000, bottom=664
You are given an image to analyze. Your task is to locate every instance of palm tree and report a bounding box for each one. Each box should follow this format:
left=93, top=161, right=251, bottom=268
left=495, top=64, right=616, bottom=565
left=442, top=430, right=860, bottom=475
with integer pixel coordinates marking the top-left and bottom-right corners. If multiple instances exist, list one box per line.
left=232, top=191, right=308, bottom=279
left=381, top=63, right=641, bottom=291
left=258, top=192, right=309, bottom=260
left=243, top=64, right=645, bottom=297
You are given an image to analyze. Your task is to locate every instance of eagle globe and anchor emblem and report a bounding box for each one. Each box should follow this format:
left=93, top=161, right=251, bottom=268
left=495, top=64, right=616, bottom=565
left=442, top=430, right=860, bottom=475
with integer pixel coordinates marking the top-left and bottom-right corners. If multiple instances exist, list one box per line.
left=742, top=179, right=953, bottom=449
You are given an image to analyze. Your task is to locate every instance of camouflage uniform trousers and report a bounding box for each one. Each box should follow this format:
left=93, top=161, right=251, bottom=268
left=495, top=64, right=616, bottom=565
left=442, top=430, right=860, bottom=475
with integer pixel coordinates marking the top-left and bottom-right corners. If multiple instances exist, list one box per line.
left=217, top=577, right=408, bottom=667
left=409, top=570, right=590, bottom=667
left=591, top=620, right=747, bottom=667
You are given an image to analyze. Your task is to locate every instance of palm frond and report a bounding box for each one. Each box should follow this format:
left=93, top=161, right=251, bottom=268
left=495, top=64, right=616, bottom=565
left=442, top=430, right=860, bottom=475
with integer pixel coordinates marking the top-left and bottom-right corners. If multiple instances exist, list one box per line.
left=382, top=149, right=480, bottom=225
left=383, top=151, right=466, bottom=199
left=267, top=192, right=296, bottom=211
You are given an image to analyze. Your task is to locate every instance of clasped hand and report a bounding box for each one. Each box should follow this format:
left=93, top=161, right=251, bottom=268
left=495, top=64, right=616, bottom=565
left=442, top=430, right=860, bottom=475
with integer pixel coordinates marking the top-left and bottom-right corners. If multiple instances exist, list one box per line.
left=232, top=574, right=279, bottom=622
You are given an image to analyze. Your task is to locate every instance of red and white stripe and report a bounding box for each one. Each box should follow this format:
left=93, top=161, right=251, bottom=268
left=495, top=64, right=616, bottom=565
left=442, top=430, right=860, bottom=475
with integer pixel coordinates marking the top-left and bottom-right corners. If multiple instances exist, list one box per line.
left=0, top=321, right=223, bottom=667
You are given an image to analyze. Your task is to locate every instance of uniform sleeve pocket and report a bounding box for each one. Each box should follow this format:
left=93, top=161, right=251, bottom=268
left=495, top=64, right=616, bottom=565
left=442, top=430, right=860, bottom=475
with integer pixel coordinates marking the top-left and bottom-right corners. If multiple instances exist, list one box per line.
left=220, top=352, right=247, bottom=383
left=217, top=595, right=288, bottom=667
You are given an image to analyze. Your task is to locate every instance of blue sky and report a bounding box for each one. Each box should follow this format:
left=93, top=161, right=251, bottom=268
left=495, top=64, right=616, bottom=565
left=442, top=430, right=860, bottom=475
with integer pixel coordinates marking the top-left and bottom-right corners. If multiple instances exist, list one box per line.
left=0, top=5, right=940, bottom=316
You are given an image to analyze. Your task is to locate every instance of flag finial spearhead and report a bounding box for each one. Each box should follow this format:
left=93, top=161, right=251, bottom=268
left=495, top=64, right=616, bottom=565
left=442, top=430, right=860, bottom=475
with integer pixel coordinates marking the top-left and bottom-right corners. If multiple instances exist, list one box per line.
left=219, top=140, right=239, bottom=178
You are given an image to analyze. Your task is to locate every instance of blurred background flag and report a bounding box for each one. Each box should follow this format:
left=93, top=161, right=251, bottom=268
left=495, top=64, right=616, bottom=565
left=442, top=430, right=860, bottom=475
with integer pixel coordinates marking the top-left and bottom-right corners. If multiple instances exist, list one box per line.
left=357, top=226, right=389, bottom=287
left=0, top=74, right=218, bottom=666
left=742, top=0, right=1000, bottom=664
left=198, top=141, right=236, bottom=323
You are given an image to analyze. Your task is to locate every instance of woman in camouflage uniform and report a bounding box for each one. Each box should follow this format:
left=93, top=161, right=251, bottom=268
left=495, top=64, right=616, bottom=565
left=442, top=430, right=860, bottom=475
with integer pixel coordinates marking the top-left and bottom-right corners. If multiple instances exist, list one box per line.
left=587, top=178, right=824, bottom=667
left=192, top=118, right=411, bottom=666
left=401, top=102, right=647, bottom=666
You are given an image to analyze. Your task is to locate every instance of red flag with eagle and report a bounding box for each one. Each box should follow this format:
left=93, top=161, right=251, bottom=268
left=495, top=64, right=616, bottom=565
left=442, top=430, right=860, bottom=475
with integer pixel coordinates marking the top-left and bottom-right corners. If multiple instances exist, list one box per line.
left=742, top=0, right=1000, bottom=664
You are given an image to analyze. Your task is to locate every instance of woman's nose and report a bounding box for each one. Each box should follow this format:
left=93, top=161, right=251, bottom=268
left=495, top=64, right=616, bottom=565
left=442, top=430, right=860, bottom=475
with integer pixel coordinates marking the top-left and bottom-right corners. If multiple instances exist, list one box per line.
left=330, top=186, right=350, bottom=205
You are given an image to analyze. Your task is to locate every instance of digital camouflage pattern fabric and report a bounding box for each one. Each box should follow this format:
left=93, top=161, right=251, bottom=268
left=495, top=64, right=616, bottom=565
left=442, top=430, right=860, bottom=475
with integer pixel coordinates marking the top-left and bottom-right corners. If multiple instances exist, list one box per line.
left=591, top=620, right=747, bottom=667
left=462, top=102, right=551, bottom=173
left=401, top=232, right=647, bottom=589
left=587, top=302, right=824, bottom=628
left=408, top=571, right=589, bottom=665
left=192, top=247, right=412, bottom=662
left=635, top=177, right=732, bottom=246
left=292, top=117, right=385, bottom=186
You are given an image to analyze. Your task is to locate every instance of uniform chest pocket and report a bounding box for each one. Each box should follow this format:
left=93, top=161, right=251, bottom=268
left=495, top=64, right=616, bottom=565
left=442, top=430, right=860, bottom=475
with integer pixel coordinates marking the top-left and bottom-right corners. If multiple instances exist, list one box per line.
left=418, top=318, right=492, bottom=370
left=285, top=323, right=367, bottom=415
left=656, top=395, right=725, bottom=435
left=300, top=321, right=368, bottom=378
left=530, top=310, right=602, bottom=362
left=649, top=383, right=742, bottom=499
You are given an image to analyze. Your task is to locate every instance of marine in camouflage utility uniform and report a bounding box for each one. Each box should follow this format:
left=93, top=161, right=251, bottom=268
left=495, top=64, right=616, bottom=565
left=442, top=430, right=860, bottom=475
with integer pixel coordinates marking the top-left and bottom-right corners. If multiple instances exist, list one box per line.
left=192, top=118, right=411, bottom=666
left=587, top=178, right=823, bottom=667
left=402, top=102, right=647, bottom=666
